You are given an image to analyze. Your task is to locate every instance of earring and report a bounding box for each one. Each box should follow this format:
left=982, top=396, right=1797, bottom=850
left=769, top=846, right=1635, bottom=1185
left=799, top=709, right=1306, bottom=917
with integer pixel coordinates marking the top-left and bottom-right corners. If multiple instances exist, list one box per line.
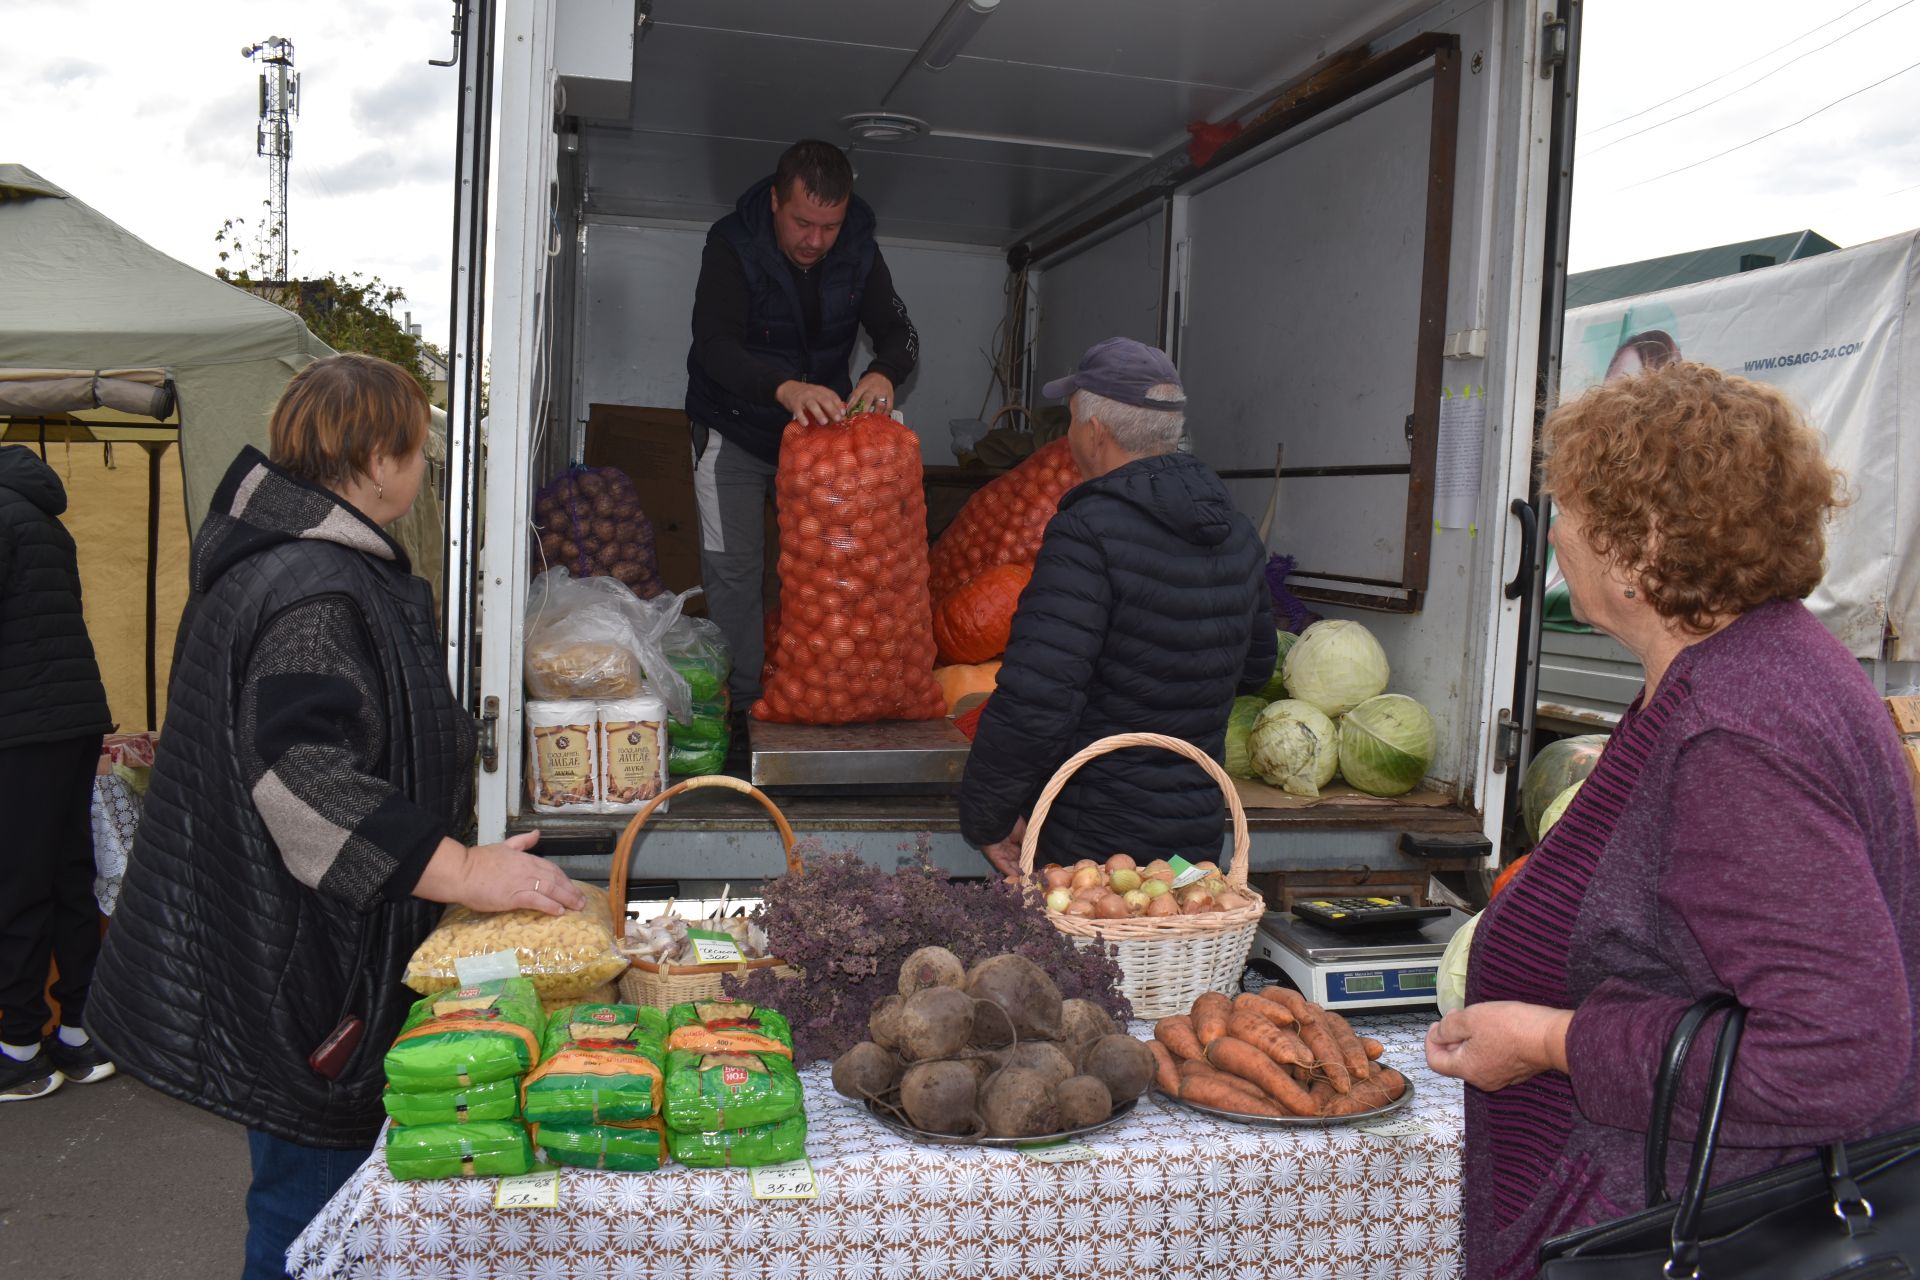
left=377, top=482, right=385, bottom=501
left=1623, top=587, right=1636, bottom=599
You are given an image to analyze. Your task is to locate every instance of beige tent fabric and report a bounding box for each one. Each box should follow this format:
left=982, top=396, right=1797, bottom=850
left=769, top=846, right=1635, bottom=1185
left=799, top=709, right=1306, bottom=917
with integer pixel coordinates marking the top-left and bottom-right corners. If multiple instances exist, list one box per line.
left=0, top=367, right=173, bottom=417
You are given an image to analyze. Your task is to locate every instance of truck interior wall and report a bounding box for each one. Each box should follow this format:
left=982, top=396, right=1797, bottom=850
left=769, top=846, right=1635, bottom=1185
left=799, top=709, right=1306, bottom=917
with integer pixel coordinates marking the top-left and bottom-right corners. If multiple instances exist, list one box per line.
left=1033, top=212, right=1167, bottom=384
left=572, top=220, right=1010, bottom=465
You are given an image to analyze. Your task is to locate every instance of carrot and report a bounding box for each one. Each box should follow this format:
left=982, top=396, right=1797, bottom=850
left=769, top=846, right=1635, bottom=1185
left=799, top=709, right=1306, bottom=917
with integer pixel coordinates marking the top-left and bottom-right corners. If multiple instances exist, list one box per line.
left=1308, top=1077, right=1340, bottom=1114
left=1178, top=1056, right=1268, bottom=1102
left=1359, top=1036, right=1385, bottom=1061
left=1206, top=1035, right=1318, bottom=1116
left=1317, top=1008, right=1373, bottom=1081
left=1294, top=1015, right=1352, bottom=1094
left=1260, top=985, right=1316, bottom=1026
left=1191, top=992, right=1233, bottom=1049
left=1225, top=1009, right=1313, bottom=1069
left=1180, top=1075, right=1288, bottom=1117
left=1154, top=1015, right=1204, bottom=1062
left=1147, top=1039, right=1182, bottom=1097
left=1233, top=991, right=1295, bottom=1027
left=1344, top=1066, right=1407, bottom=1112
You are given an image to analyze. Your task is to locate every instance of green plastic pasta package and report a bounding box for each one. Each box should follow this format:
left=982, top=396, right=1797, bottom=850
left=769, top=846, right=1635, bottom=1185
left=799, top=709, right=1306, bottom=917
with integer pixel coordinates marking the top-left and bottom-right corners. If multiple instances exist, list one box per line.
left=521, top=1003, right=668, bottom=1125
left=666, top=1113, right=807, bottom=1169
left=663, top=615, right=731, bottom=706
left=531, top=1118, right=667, bottom=1173
left=669, top=740, right=728, bottom=777
left=671, top=713, right=729, bottom=750
left=384, top=977, right=546, bottom=1092
left=384, top=1120, right=533, bottom=1181
left=663, top=1049, right=804, bottom=1131
left=382, top=1077, right=522, bottom=1126
left=666, top=1001, right=794, bottom=1056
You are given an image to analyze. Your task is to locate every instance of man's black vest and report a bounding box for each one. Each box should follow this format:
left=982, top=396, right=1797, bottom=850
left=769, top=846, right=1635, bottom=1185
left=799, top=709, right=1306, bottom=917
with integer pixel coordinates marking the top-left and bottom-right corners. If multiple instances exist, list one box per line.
left=685, top=174, right=877, bottom=463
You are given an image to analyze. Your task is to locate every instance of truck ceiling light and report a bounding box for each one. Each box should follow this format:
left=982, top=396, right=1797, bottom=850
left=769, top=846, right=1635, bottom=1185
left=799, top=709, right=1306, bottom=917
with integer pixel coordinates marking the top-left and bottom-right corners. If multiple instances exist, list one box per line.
left=841, top=112, right=930, bottom=144
left=919, top=0, right=1000, bottom=72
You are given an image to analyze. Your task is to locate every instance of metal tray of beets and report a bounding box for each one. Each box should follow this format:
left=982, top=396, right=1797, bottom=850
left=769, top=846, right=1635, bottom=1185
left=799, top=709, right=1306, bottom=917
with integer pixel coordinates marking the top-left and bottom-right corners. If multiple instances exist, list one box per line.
left=862, top=1095, right=1139, bottom=1147
left=1151, top=1075, right=1414, bottom=1128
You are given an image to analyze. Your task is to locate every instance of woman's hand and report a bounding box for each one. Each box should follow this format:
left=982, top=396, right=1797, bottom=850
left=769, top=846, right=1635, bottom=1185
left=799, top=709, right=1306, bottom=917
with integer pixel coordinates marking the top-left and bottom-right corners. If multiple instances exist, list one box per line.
left=414, top=833, right=587, bottom=916
left=1425, top=1000, right=1574, bottom=1092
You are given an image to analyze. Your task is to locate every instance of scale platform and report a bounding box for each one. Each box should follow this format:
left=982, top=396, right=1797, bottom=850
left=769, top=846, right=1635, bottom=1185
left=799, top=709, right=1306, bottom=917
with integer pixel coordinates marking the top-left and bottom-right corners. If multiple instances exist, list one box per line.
left=748, top=718, right=970, bottom=791
left=1251, top=908, right=1469, bottom=1010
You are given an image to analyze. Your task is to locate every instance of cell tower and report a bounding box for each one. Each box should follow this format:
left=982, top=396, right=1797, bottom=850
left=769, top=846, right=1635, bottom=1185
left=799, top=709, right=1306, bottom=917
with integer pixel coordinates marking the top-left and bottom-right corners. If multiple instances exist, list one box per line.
left=242, top=37, right=299, bottom=280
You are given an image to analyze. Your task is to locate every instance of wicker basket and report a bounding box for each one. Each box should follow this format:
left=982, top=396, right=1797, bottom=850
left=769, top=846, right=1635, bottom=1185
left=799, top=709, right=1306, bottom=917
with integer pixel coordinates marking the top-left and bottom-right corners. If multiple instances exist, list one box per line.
left=608, top=775, right=802, bottom=1009
left=1020, top=732, right=1263, bottom=1020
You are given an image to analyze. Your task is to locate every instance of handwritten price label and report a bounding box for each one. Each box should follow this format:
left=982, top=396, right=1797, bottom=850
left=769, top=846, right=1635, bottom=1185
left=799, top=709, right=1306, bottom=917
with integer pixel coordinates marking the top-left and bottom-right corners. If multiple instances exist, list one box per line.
left=1357, top=1116, right=1428, bottom=1139
left=1020, top=1141, right=1098, bottom=1164
left=494, top=1169, right=560, bottom=1209
left=687, top=930, right=744, bottom=965
left=749, top=1158, right=819, bottom=1200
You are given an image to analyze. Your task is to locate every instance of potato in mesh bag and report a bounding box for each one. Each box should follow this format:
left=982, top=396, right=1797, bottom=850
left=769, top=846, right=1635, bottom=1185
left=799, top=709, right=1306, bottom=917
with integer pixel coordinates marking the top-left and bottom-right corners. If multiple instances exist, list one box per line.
left=404, top=883, right=629, bottom=1000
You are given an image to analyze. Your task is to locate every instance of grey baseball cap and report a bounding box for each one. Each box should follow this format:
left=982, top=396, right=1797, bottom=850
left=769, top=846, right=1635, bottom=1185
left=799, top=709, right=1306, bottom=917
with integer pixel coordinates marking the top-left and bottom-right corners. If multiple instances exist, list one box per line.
left=1041, top=336, right=1187, bottom=410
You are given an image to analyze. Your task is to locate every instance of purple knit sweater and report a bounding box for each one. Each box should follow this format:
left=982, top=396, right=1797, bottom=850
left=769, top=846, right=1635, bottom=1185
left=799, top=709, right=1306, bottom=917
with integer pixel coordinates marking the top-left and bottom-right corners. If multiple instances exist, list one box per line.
left=1464, top=600, right=1920, bottom=1278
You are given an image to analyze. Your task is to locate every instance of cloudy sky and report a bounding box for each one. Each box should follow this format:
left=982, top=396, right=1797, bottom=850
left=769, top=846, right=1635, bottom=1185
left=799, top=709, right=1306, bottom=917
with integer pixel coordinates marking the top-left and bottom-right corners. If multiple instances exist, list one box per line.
left=3, top=0, right=1918, bottom=350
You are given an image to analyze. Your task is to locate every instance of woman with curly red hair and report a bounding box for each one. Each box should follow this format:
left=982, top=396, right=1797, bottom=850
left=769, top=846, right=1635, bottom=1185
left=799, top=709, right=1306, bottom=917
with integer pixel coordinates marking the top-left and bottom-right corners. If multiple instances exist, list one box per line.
left=1427, top=361, right=1920, bottom=1278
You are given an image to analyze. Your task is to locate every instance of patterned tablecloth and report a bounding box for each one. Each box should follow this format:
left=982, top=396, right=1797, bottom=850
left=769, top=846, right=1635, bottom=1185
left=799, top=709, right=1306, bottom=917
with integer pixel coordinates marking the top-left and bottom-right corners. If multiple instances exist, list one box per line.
left=289, top=1011, right=1462, bottom=1280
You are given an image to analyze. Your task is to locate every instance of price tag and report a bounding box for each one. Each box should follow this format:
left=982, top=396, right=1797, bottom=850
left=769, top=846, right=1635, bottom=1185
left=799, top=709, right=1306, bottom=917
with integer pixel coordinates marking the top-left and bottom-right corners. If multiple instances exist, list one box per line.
left=494, top=1169, right=560, bottom=1209
left=687, top=929, right=744, bottom=965
left=749, top=1158, right=819, bottom=1200
left=455, top=949, right=523, bottom=986
left=1166, top=855, right=1209, bottom=889
left=1357, top=1116, right=1428, bottom=1139
left=1019, top=1141, right=1098, bottom=1164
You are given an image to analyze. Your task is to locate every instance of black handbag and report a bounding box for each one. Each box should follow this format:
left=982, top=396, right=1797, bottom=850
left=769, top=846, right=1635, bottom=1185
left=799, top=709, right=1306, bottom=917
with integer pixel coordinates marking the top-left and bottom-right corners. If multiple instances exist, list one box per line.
left=1538, top=993, right=1920, bottom=1278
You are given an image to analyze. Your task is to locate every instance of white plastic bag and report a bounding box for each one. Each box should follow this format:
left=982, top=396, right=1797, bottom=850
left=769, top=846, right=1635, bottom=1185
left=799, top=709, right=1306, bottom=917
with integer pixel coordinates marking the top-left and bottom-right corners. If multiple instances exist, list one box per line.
left=523, top=568, right=648, bottom=699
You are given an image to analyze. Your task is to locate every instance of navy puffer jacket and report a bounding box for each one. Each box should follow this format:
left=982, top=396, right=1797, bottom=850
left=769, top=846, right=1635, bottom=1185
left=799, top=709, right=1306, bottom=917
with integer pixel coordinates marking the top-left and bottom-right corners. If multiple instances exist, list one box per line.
left=0, top=445, right=111, bottom=748
left=958, top=451, right=1275, bottom=862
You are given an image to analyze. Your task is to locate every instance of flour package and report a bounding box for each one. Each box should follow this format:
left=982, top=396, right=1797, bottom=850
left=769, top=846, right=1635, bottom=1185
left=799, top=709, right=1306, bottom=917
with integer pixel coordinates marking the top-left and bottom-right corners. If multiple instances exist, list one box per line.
left=528, top=700, right=599, bottom=813
left=597, top=694, right=669, bottom=815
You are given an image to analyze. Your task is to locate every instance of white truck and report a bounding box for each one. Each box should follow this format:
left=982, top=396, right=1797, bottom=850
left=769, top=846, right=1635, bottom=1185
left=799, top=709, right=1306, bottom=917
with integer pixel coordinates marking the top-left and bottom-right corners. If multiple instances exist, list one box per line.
left=439, top=0, right=1582, bottom=895
left=1535, top=228, right=1920, bottom=733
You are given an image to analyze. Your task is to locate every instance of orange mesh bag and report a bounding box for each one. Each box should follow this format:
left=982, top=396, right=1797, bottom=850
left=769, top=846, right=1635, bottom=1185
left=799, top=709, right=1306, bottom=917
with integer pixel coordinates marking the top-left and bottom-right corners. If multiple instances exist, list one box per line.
left=927, top=437, right=1083, bottom=599
left=752, top=412, right=946, bottom=725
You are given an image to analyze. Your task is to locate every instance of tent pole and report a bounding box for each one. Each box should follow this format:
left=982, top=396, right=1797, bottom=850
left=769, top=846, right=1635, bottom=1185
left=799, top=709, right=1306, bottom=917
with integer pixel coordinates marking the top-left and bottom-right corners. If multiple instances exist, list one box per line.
left=144, top=442, right=164, bottom=730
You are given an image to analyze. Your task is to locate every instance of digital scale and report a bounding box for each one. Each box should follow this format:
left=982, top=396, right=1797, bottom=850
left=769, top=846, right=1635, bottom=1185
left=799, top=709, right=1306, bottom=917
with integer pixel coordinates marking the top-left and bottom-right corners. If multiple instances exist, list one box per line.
left=1250, top=907, right=1471, bottom=1010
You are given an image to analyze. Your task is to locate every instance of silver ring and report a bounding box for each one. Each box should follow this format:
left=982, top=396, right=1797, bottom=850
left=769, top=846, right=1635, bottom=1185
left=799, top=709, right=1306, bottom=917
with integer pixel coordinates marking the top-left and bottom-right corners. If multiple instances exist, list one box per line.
left=534, top=878, right=543, bottom=895
left=878, top=396, right=888, bottom=403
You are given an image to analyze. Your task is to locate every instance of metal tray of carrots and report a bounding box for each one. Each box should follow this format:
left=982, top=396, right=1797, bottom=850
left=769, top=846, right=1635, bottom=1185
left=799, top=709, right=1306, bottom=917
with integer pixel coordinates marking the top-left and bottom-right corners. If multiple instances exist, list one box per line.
left=1150, top=1077, right=1414, bottom=1128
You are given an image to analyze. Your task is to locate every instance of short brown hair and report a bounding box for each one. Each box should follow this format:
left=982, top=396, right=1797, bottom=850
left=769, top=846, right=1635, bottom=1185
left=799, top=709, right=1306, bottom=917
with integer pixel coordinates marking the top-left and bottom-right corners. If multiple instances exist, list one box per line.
left=1541, top=361, right=1844, bottom=633
left=270, top=353, right=429, bottom=490
left=774, top=139, right=853, bottom=206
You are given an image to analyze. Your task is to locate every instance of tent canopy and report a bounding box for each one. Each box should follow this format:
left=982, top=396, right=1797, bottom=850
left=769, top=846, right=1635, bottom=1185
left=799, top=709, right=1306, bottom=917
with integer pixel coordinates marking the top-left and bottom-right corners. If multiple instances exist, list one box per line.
left=1565, top=230, right=1840, bottom=310
left=0, top=163, right=331, bottom=526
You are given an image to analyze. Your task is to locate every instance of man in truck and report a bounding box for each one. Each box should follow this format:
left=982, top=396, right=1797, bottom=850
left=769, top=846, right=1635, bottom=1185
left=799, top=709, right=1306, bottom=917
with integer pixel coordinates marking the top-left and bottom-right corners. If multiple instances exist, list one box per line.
left=959, top=338, right=1276, bottom=875
left=684, top=139, right=919, bottom=708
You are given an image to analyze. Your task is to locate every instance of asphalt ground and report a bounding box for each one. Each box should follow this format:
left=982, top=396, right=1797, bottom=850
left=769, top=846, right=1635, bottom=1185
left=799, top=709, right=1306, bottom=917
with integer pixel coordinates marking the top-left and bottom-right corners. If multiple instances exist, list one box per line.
left=2, top=1071, right=252, bottom=1279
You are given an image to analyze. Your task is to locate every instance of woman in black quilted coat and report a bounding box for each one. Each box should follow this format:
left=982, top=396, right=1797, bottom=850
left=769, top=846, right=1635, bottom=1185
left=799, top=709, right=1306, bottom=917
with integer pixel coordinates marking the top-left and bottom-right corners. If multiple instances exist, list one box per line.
left=88, top=355, right=585, bottom=1280
left=961, top=338, right=1275, bottom=875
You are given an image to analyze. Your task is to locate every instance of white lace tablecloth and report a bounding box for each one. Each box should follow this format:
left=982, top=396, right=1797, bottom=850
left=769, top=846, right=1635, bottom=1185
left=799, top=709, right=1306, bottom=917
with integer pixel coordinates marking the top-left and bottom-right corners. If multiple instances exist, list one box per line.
left=91, top=772, right=140, bottom=916
left=289, top=1012, right=1462, bottom=1280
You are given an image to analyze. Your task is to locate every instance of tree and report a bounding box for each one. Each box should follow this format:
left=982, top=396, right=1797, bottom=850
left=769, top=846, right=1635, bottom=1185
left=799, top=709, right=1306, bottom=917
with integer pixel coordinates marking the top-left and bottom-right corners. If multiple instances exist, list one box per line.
left=213, top=210, right=433, bottom=400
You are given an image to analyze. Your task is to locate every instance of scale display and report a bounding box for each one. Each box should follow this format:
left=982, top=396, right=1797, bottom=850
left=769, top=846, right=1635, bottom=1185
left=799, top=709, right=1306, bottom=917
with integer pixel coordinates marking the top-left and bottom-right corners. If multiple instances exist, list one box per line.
left=1250, top=910, right=1468, bottom=1010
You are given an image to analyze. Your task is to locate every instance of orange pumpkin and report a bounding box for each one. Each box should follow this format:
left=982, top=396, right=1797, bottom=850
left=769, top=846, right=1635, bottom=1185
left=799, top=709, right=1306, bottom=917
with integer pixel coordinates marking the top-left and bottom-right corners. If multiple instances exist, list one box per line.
left=932, top=564, right=1031, bottom=665
left=933, top=661, right=1001, bottom=714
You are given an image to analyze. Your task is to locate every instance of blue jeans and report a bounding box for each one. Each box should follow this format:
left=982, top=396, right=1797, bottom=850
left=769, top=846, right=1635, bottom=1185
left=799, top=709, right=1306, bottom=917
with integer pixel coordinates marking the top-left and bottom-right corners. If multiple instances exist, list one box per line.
left=244, top=1129, right=369, bottom=1280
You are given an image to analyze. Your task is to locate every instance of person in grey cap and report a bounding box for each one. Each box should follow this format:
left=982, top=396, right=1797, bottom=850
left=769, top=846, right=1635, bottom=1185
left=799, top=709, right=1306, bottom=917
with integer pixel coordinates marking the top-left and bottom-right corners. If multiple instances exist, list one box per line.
left=958, top=337, right=1276, bottom=874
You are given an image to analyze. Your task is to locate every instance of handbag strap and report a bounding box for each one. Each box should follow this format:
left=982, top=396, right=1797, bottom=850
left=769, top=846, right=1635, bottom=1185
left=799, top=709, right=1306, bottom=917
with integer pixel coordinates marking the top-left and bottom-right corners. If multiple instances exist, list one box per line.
left=1645, top=993, right=1740, bottom=1207
left=1664, top=999, right=1748, bottom=1279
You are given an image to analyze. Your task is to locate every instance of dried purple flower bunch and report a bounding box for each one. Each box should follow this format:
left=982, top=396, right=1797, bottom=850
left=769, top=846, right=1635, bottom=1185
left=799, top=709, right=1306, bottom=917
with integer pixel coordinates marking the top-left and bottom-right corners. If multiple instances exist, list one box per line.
left=725, top=850, right=1130, bottom=1064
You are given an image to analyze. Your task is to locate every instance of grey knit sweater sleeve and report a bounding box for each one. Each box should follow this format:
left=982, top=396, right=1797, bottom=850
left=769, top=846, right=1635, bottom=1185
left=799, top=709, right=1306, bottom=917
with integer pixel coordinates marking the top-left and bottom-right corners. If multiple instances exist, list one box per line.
left=238, top=595, right=448, bottom=910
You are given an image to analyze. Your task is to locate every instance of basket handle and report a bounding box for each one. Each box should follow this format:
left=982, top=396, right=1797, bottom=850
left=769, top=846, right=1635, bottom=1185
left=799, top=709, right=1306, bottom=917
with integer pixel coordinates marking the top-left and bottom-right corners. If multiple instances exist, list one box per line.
left=606, top=775, right=802, bottom=934
left=1016, top=732, right=1251, bottom=885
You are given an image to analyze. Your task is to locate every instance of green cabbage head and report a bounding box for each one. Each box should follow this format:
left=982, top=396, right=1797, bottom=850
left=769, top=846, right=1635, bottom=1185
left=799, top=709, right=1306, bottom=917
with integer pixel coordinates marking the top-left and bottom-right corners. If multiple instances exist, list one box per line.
left=1539, top=780, right=1583, bottom=840
left=1337, top=693, right=1436, bottom=796
left=1254, top=631, right=1298, bottom=701
left=1223, top=695, right=1269, bottom=779
left=1282, top=619, right=1389, bottom=716
left=1247, top=699, right=1339, bottom=798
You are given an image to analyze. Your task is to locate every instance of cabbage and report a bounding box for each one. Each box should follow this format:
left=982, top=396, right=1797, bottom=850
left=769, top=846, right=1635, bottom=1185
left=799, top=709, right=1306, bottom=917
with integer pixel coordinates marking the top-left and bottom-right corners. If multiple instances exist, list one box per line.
left=1521, top=734, right=1608, bottom=842
left=1223, top=695, right=1269, bottom=779
left=1539, top=780, right=1583, bottom=840
left=1247, top=699, right=1339, bottom=798
left=1435, top=910, right=1480, bottom=1014
left=1282, top=619, right=1389, bottom=716
left=1254, top=631, right=1298, bottom=701
left=1337, top=693, right=1436, bottom=796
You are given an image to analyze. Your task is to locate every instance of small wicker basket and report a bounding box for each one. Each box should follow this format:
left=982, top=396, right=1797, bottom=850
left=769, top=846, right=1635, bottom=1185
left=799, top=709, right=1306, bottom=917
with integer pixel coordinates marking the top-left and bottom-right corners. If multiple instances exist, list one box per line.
left=608, top=774, right=802, bottom=1009
left=1019, top=732, right=1263, bottom=1020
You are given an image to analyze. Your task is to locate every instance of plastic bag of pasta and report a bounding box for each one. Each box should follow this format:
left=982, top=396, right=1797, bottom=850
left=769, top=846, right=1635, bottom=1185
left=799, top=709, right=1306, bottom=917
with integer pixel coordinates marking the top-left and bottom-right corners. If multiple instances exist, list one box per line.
left=403, top=883, right=629, bottom=1001
left=521, top=1003, right=668, bottom=1126
left=666, top=1113, right=808, bottom=1169
left=384, top=977, right=547, bottom=1092
left=382, top=1077, right=522, bottom=1126
left=531, top=1117, right=667, bottom=1173
left=663, top=1049, right=804, bottom=1132
left=665, top=1001, right=794, bottom=1058
left=384, top=1120, right=533, bottom=1181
